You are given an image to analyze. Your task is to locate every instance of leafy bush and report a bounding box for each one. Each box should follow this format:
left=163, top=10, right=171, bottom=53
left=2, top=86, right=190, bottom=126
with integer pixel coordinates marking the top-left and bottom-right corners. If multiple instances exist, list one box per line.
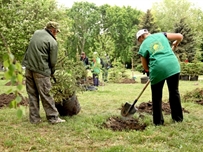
left=183, top=88, right=203, bottom=102
left=108, top=60, right=127, bottom=82
left=135, top=63, right=143, bottom=73
left=180, top=62, right=190, bottom=75
left=50, top=56, right=87, bottom=103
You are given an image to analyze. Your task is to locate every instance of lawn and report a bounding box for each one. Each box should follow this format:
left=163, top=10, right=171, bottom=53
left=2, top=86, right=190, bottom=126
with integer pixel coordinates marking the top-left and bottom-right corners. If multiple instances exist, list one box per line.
left=0, top=71, right=203, bottom=152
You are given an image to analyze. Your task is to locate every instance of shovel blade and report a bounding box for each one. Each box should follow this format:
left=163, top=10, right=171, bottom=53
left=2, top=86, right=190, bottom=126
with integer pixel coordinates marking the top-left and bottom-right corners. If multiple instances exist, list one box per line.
left=121, top=102, right=137, bottom=117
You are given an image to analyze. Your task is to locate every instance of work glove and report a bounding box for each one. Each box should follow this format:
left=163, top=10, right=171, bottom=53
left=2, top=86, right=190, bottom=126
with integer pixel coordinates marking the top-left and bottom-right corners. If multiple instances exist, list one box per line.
left=142, top=69, right=149, bottom=77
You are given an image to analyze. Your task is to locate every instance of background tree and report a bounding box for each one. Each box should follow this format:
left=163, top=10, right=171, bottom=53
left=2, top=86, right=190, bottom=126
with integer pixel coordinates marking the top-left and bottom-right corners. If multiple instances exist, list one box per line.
left=66, top=2, right=101, bottom=60
left=93, top=33, right=115, bottom=62
left=132, top=9, right=160, bottom=68
left=151, top=0, right=203, bottom=62
left=100, top=5, right=142, bottom=65
left=152, top=0, right=192, bottom=32
left=0, top=0, right=70, bottom=62
left=173, top=18, right=196, bottom=62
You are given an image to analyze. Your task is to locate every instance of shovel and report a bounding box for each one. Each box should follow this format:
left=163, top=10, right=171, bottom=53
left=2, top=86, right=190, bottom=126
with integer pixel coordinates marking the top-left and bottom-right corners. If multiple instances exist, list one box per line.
left=121, top=79, right=150, bottom=117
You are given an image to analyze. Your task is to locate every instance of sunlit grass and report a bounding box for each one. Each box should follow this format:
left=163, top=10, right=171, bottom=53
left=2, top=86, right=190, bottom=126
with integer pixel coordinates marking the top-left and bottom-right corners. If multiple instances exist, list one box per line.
left=0, top=70, right=203, bottom=151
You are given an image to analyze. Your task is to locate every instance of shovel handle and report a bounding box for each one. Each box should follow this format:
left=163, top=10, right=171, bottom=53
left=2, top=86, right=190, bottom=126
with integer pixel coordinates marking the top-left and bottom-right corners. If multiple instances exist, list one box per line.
left=125, top=79, right=150, bottom=115
left=132, top=79, right=150, bottom=106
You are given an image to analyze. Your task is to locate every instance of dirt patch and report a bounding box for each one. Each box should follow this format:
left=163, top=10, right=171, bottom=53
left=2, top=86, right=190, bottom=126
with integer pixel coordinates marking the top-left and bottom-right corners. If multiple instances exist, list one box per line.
left=118, top=78, right=137, bottom=84
left=0, top=93, right=28, bottom=108
left=102, top=116, right=146, bottom=131
left=137, top=101, right=190, bottom=115
left=195, top=100, right=203, bottom=105
left=183, top=88, right=203, bottom=105
left=81, top=76, right=137, bottom=86
left=102, top=101, right=190, bottom=131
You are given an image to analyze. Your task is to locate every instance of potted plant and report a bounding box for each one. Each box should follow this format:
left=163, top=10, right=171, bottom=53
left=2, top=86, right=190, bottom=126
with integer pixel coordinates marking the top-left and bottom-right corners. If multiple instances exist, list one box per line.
left=180, top=62, right=190, bottom=80
left=187, top=63, right=199, bottom=81
left=50, top=55, right=87, bottom=116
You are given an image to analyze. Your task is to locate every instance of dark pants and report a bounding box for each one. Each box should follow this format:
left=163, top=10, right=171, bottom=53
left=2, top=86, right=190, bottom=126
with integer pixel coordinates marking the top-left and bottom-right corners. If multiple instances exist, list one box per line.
left=93, top=74, right=99, bottom=86
left=25, top=69, right=59, bottom=123
left=151, top=73, right=183, bottom=125
left=102, top=68, right=108, bottom=82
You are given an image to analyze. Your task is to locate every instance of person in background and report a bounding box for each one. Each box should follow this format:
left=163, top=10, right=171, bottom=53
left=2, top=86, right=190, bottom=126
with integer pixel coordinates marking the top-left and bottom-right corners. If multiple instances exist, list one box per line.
left=22, top=21, right=65, bottom=124
left=80, top=51, right=89, bottom=69
left=137, top=29, right=184, bottom=125
left=101, top=53, right=111, bottom=82
left=91, top=52, right=101, bottom=87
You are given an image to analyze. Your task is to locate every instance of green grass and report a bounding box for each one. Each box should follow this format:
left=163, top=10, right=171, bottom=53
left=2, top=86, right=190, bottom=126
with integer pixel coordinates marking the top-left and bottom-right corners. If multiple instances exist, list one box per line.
left=0, top=71, right=203, bottom=151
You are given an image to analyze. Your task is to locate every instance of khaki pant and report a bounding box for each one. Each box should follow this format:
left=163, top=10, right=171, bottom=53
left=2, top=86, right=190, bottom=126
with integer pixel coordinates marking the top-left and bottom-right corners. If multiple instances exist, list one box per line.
left=25, top=69, right=58, bottom=123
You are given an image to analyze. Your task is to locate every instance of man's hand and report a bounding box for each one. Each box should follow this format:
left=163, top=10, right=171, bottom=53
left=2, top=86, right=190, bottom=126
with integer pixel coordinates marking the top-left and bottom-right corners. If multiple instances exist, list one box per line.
left=142, top=69, right=149, bottom=76
left=51, top=74, right=56, bottom=83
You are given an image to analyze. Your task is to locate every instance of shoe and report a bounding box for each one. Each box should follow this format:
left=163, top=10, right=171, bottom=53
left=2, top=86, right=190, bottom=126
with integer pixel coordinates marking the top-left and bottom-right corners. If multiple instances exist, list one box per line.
left=51, top=118, right=66, bottom=124
left=31, top=119, right=42, bottom=124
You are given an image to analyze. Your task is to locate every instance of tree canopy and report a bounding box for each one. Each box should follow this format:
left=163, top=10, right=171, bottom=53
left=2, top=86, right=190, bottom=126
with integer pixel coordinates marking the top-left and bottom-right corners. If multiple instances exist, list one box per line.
left=0, top=0, right=203, bottom=67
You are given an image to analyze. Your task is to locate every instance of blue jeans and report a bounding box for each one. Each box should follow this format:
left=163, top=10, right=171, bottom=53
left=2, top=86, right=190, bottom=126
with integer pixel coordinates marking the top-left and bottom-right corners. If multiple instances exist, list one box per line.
left=151, top=73, right=183, bottom=125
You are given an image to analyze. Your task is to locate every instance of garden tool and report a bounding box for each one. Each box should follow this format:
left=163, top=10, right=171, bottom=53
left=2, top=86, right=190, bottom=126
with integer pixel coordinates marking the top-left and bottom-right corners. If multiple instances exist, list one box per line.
left=121, top=79, right=150, bottom=117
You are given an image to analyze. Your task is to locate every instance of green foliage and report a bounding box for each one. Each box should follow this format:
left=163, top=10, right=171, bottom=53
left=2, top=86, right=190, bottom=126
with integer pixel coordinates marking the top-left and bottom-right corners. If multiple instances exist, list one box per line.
left=180, top=62, right=203, bottom=76
left=183, top=87, right=203, bottom=102
left=108, top=59, right=127, bottom=82
left=132, top=9, right=160, bottom=67
left=152, top=0, right=194, bottom=32
left=180, top=62, right=189, bottom=75
left=101, top=5, right=142, bottom=63
left=66, top=2, right=101, bottom=59
left=66, top=2, right=142, bottom=63
left=0, top=31, right=25, bottom=118
left=187, top=62, right=203, bottom=76
left=138, top=9, right=161, bottom=34
left=0, top=0, right=70, bottom=61
left=93, top=33, right=115, bottom=61
left=135, top=63, right=143, bottom=73
left=51, top=54, right=87, bottom=103
left=174, top=18, right=196, bottom=62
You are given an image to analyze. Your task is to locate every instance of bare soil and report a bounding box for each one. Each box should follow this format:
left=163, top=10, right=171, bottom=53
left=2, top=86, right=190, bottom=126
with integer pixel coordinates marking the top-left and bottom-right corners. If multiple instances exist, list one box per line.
left=102, top=101, right=190, bottom=131
left=136, top=101, right=190, bottom=115
left=0, top=93, right=28, bottom=108
left=81, top=76, right=137, bottom=87
left=102, top=116, right=147, bottom=131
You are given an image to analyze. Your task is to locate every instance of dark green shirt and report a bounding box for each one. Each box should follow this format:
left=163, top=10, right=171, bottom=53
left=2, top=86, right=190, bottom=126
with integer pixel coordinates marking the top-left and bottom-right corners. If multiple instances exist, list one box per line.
left=139, top=33, right=180, bottom=85
left=22, top=29, right=58, bottom=76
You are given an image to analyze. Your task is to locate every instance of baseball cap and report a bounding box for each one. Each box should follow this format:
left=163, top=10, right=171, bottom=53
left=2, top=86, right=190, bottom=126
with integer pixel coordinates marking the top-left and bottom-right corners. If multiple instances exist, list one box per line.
left=46, top=21, right=60, bottom=32
left=136, top=29, right=148, bottom=40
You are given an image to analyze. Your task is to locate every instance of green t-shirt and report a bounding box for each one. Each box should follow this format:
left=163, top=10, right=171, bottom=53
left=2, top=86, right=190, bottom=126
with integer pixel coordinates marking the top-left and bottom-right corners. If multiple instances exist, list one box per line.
left=92, top=57, right=101, bottom=74
left=138, top=33, right=180, bottom=85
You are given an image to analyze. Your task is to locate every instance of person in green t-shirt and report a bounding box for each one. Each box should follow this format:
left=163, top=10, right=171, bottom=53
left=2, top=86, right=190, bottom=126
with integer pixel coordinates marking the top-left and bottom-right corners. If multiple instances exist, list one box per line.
left=91, top=52, right=101, bottom=86
left=137, top=29, right=183, bottom=125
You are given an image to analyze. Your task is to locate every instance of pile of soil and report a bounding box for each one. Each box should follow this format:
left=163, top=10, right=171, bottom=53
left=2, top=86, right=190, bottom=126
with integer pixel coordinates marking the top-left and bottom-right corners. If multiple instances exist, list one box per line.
left=81, top=76, right=137, bottom=86
left=118, top=78, right=137, bottom=84
left=136, top=101, right=190, bottom=115
left=0, top=93, right=28, bottom=108
left=103, top=116, right=146, bottom=131
left=102, top=101, right=190, bottom=131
